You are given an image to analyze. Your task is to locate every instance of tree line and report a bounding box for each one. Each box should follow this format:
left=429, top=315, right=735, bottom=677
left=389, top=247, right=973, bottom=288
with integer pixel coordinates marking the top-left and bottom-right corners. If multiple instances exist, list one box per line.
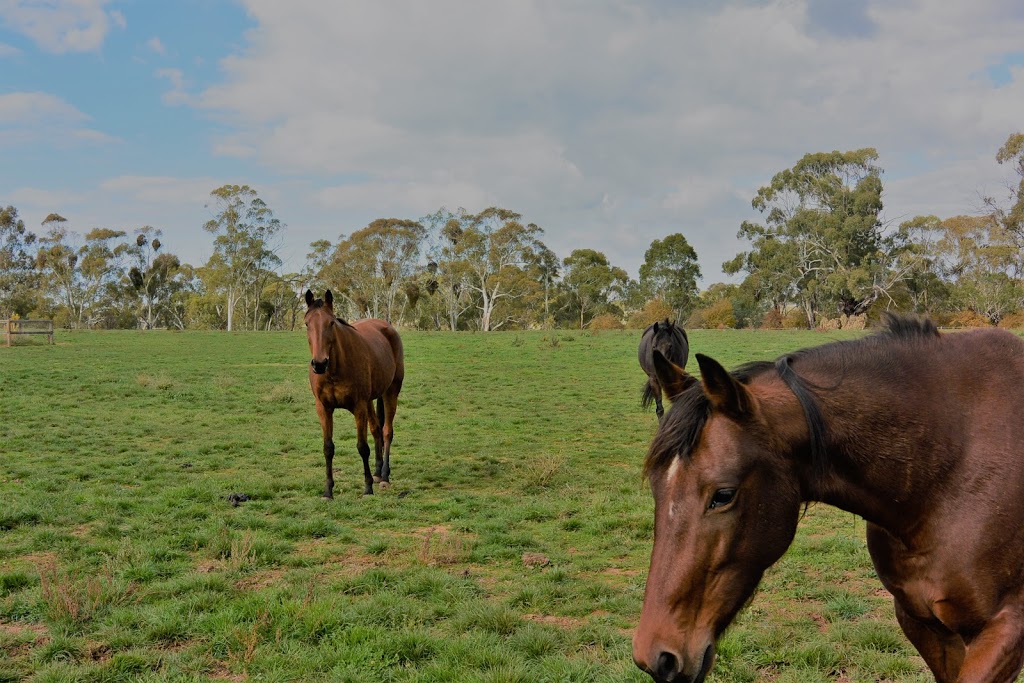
left=2, top=132, right=1022, bottom=332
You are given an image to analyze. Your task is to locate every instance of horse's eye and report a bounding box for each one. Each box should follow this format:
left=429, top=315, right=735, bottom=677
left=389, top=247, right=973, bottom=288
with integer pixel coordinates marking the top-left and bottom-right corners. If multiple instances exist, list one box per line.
left=709, top=488, right=737, bottom=510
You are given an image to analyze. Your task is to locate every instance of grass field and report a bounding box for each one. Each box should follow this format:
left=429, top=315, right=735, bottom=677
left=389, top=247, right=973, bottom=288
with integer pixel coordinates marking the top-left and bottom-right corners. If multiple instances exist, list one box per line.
left=0, top=327, right=947, bottom=682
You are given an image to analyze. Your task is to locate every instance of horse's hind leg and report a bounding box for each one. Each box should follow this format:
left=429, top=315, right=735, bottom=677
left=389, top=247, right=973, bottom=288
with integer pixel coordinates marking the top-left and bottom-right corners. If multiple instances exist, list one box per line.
left=354, top=407, right=374, bottom=495
left=651, top=379, right=665, bottom=420
left=316, top=401, right=335, bottom=499
left=368, top=399, right=385, bottom=484
left=380, top=384, right=400, bottom=484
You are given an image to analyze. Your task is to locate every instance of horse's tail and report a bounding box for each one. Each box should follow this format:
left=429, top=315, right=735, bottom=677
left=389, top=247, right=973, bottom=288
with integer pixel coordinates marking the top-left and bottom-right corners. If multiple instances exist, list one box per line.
left=376, top=397, right=385, bottom=428
left=641, top=381, right=657, bottom=411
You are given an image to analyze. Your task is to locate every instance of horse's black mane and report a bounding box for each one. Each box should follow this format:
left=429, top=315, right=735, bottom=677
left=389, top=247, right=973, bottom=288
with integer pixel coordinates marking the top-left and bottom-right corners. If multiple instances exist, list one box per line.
left=643, top=313, right=940, bottom=479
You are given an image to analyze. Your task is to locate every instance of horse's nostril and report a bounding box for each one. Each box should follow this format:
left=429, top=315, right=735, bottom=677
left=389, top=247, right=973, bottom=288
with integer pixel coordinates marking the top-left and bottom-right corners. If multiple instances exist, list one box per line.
left=655, top=651, right=680, bottom=679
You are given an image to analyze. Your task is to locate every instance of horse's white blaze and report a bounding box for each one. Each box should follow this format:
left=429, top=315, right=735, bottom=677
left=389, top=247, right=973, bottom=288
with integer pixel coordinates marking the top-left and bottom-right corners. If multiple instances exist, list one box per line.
left=666, top=456, right=683, bottom=520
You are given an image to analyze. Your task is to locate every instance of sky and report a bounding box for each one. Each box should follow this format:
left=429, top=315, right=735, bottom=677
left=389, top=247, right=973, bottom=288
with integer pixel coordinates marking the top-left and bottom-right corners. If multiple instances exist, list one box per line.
left=2, top=0, right=1024, bottom=283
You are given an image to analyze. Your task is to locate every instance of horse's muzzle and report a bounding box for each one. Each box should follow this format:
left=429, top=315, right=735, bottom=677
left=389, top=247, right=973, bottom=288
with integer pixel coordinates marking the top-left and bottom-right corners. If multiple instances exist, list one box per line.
left=311, top=358, right=329, bottom=374
left=635, top=643, right=713, bottom=683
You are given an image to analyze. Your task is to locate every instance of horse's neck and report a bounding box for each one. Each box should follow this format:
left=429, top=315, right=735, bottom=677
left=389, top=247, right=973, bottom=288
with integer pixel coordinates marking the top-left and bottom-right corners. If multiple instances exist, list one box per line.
left=328, top=323, right=361, bottom=373
left=773, top=360, right=956, bottom=538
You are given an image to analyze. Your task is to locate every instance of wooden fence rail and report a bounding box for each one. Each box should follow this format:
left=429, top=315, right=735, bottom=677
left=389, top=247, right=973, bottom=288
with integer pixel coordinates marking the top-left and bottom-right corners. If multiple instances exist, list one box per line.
left=3, top=319, right=55, bottom=347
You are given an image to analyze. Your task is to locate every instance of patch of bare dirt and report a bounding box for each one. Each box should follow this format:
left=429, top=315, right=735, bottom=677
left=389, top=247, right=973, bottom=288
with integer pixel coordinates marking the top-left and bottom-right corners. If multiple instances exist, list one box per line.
left=0, top=620, right=47, bottom=638
left=0, top=619, right=49, bottom=658
left=523, top=613, right=583, bottom=629
left=322, top=549, right=379, bottom=576
left=209, top=662, right=247, bottom=681
left=196, top=559, right=223, bottom=574
left=234, top=567, right=287, bottom=591
left=601, top=567, right=641, bottom=577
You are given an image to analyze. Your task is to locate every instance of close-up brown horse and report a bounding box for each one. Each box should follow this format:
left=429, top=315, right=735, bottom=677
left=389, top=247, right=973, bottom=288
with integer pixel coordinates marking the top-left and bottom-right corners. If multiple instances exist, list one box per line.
left=638, top=319, right=690, bottom=421
left=304, top=289, right=404, bottom=497
left=633, top=315, right=1024, bottom=683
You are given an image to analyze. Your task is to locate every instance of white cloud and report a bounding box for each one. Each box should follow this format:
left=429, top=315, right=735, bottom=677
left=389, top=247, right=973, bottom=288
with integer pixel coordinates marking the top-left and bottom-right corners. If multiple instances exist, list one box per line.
left=0, top=91, right=84, bottom=124
left=10, top=1, right=1021, bottom=279
left=0, top=40, right=19, bottom=56
left=155, top=67, right=191, bottom=105
left=0, top=0, right=126, bottom=54
left=0, top=91, right=115, bottom=148
left=186, top=0, right=1024, bottom=278
left=100, top=175, right=224, bottom=205
left=146, top=36, right=165, bottom=55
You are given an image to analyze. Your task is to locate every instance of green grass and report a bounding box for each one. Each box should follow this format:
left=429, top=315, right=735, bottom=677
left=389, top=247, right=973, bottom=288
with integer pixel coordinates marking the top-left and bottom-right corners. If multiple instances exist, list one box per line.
left=0, top=327, right=939, bottom=681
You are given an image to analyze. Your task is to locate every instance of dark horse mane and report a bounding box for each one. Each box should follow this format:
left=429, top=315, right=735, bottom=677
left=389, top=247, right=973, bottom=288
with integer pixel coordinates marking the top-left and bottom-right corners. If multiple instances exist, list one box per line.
left=643, top=314, right=940, bottom=479
left=307, top=297, right=354, bottom=328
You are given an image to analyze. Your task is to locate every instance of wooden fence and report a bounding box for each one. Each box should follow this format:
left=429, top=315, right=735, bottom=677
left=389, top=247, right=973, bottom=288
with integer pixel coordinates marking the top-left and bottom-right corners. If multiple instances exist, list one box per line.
left=3, top=319, right=55, bottom=346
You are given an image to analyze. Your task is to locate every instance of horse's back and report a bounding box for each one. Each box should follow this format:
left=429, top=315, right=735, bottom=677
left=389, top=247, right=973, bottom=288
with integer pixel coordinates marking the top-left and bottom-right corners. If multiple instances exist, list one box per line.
left=352, top=319, right=404, bottom=386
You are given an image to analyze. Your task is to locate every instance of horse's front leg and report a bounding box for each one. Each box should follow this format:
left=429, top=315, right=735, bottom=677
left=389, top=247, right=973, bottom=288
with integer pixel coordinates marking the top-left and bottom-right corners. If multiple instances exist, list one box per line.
left=954, top=607, right=1024, bottom=682
left=316, top=401, right=335, bottom=499
left=355, top=407, right=374, bottom=495
left=892, top=599, right=963, bottom=682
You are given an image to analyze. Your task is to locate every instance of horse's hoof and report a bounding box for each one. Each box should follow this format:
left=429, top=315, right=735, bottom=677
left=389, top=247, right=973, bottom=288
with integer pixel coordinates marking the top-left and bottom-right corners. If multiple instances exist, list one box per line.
left=322, top=495, right=333, bottom=501
left=372, top=475, right=382, bottom=483
left=379, top=480, right=391, bottom=490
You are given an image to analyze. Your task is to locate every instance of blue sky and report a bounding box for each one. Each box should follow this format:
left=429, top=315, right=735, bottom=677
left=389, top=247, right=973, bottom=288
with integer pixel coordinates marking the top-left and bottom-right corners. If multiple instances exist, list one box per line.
left=2, top=0, right=1024, bottom=280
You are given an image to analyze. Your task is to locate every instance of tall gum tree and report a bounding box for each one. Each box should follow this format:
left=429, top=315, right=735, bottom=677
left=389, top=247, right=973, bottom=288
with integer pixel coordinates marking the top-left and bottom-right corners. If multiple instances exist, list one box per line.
left=202, top=185, right=282, bottom=331
left=0, top=205, right=38, bottom=318
left=638, top=233, right=701, bottom=321
left=425, top=207, right=544, bottom=331
left=727, top=149, right=888, bottom=327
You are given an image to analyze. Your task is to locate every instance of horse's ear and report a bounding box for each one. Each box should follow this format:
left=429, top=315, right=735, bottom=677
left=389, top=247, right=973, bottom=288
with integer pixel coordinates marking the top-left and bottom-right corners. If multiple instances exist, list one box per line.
left=324, top=290, right=333, bottom=309
left=696, top=353, right=753, bottom=418
left=653, top=321, right=659, bottom=333
left=305, top=289, right=315, bottom=308
left=653, top=349, right=695, bottom=400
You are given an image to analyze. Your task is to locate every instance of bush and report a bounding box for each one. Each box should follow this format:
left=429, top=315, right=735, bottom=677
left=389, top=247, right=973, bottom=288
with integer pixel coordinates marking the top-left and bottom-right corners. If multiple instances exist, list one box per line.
left=626, top=299, right=674, bottom=329
left=947, top=310, right=991, bottom=328
left=782, top=309, right=809, bottom=329
left=760, top=309, right=784, bottom=329
left=685, top=309, right=705, bottom=329
left=589, top=313, right=624, bottom=330
left=998, top=311, right=1024, bottom=329
left=700, top=299, right=736, bottom=329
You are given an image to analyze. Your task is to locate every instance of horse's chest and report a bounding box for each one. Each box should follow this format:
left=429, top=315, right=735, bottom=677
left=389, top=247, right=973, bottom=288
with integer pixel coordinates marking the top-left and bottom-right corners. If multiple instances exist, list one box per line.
left=315, top=382, right=356, bottom=409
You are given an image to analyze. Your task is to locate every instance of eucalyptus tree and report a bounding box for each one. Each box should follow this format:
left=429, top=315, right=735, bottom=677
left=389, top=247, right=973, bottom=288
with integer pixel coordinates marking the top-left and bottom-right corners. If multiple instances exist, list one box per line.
left=727, top=149, right=888, bottom=327
left=561, top=248, right=629, bottom=329
left=202, top=184, right=282, bottom=331
left=321, top=218, right=426, bottom=323
left=127, top=226, right=184, bottom=329
left=425, top=207, right=545, bottom=331
left=638, top=233, right=701, bottom=321
left=0, top=205, right=39, bottom=318
left=36, top=219, right=131, bottom=327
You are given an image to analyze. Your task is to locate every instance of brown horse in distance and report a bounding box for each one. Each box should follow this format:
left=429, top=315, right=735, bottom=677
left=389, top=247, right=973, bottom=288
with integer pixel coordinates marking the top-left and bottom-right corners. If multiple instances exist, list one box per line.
left=304, top=289, right=404, bottom=497
left=634, top=315, right=1024, bottom=683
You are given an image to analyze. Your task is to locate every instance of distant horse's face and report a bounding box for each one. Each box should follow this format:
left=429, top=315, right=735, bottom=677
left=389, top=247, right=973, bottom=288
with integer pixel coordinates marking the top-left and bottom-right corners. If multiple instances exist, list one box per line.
left=304, top=289, right=335, bottom=375
left=633, top=407, right=801, bottom=683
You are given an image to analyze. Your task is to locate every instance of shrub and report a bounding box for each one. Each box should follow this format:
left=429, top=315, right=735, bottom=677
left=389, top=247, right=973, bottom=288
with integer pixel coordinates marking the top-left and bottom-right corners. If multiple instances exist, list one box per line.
left=998, top=311, right=1024, bottom=329
left=760, top=309, right=784, bottom=329
left=946, top=310, right=991, bottom=328
left=588, top=313, right=624, bottom=330
left=782, top=309, right=809, bottom=329
left=626, top=299, right=674, bottom=329
left=701, top=298, right=736, bottom=329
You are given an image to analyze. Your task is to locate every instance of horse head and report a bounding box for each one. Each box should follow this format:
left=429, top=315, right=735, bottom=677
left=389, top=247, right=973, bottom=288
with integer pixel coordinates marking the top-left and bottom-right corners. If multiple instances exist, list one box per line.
left=633, top=353, right=802, bottom=683
left=304, top=289, right=336, bottom=375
